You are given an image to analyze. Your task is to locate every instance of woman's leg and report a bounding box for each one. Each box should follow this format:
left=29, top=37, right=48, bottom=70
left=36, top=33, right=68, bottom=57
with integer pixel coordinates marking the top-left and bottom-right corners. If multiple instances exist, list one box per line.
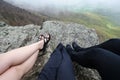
left=0, top=50, right=39, bottom=80
left=0, top=40, right=44, bottom=75
left=73, top=39, right=120, bottom=55
left=66, top=45, right=120, bottom=80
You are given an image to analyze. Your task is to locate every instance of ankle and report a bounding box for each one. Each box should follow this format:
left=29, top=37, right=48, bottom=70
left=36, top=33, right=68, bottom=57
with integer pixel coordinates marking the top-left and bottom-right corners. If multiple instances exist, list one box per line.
left=37, top=40, right=44, bottom=50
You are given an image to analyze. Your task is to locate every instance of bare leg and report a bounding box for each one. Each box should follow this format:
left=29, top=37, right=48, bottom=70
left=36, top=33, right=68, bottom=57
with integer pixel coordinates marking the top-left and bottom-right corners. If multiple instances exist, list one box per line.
left=0, top=50, right=39, bottom=80
left=0, top=40, right=44, bottom=75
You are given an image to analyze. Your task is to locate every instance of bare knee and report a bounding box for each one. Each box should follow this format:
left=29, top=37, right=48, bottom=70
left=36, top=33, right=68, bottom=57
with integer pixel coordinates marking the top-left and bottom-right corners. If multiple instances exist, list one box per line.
left=0, top=66, right=24, bottom=80
left=0, top=54, right=13, bottom=74
left=11, top=66, right=24, bottom=79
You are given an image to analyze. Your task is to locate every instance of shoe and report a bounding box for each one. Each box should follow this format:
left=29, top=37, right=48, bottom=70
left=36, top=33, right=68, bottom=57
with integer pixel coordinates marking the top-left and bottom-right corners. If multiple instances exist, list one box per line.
left=72, top=42, right=84, bottom=52
left=38, top=33, right=51, bottom=55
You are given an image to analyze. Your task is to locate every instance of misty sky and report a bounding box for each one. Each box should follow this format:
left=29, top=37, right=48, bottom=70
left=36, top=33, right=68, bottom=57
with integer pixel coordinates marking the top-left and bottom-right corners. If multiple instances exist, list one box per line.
left=4, top=0, right=120, bottom=11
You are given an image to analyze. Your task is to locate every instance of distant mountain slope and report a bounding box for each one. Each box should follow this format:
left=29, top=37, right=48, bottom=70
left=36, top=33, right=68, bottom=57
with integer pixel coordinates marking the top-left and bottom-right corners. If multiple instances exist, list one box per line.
left=51, top=11, right=120, bottom=41
left=0, top=0, right=47, bottom=26
left=28, top=8, right=120, bottom=41
left=94, top=8, right=120, bottom=26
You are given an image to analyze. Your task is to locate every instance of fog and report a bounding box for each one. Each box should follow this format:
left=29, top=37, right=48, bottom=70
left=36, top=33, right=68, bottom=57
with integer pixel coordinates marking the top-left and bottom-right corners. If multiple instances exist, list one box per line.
left=4, top=0, right=120, bottom=12
left=3, top=0, right=120, bottom=26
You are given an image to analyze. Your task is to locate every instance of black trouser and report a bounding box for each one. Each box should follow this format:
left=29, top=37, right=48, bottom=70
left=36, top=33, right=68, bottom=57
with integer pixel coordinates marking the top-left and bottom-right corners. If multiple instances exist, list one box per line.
left=86, top=39, right=120, bottom=55
left=70, top=39, right=120, bottom=80
left=37, top=43, right=75, bottom=80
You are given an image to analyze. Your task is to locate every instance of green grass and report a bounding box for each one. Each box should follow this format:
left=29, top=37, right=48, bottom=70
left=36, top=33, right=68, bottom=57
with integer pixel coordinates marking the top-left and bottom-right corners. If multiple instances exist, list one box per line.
left=57, top=11, right=120, bottom=42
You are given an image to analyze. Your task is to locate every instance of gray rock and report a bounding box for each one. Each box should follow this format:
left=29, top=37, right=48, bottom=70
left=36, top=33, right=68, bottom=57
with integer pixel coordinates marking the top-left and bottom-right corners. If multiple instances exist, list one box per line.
left=0, top=21, right=7, bottom=27
left=0, top=21, right=101, bottom=80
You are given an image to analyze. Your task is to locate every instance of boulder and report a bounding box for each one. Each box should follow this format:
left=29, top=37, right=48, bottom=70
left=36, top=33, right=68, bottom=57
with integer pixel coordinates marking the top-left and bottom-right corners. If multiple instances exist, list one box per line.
left=0, top=21, right=7, bottom=27
left=0, top=21, right=101, bottom=80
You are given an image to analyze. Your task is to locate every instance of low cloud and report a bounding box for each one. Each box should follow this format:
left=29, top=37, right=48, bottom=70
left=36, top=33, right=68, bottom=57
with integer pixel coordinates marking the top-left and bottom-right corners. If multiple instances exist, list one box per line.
left=4, top=0, right=120, bottom=12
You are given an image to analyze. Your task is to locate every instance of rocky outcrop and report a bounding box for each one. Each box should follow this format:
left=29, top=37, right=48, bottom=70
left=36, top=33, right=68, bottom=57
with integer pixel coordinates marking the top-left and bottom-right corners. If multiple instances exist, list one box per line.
left=0, top=21, right=7, bottom=27
left=0, top=21, right=101, bottom=80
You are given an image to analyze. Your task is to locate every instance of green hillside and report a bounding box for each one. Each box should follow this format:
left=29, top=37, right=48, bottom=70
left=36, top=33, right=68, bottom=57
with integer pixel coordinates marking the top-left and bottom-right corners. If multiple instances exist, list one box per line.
left=57, top=11, right=120, bottom=42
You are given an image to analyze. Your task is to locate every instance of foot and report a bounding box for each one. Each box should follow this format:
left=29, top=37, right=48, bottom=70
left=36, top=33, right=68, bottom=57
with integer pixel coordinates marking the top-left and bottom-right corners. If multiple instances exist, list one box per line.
left=66, top=44, right=77, bottom=61
left=66, top=44, right=86, bottom=65
left=72, top=42, right=85, bottom=52
left=38, top=33, right=51, bottom=53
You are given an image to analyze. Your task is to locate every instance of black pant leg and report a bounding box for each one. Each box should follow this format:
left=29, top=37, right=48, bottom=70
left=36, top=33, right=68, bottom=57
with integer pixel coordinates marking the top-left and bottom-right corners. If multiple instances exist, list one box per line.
left=57, top=46, right=76, bottom=80
left=76, top=48, right=120, bottom=80
left=37, top=44, right=63, bottom=80
left=90, top=39, right=120, bottom=55
left=38, top=43, right=76, bottom=80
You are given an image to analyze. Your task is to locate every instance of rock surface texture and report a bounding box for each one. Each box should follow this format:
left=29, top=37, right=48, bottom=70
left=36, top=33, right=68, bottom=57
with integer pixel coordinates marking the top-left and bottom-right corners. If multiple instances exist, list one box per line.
left=0, top=21, right=101, bottom=80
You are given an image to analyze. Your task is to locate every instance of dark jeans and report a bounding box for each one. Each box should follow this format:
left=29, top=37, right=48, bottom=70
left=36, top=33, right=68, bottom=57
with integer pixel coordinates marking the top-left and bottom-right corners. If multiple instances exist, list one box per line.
left=37, top=43, right=75, bottom=80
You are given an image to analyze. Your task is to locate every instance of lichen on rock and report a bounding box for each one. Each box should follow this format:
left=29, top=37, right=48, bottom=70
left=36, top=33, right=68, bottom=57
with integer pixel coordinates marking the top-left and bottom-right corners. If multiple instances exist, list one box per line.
left=0, top=21, right=101, bottom=80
